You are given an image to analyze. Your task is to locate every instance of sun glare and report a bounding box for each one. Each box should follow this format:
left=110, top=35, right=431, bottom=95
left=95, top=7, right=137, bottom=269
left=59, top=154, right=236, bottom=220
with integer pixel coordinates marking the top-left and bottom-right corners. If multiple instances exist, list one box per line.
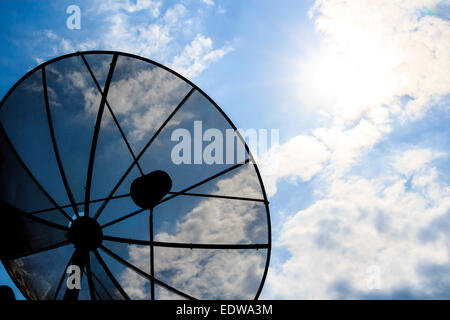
left=297, top=18, right=403, bottom=123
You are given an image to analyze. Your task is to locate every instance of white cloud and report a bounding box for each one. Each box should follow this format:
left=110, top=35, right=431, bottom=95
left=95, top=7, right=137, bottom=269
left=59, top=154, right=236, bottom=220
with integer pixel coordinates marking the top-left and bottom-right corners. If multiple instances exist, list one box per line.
left=263, top=0, right=450, bottom=299
left=303, top=0, right=450, bottom=122
left=265, top=148, right=450, bottom=299
left=260, top=135, right=330, bottom=197
left=260, top=115, right=392, bottom=196
left=171, top=34, right=233, bottom=79
left=102, top=7, right=178, bottom=60
left=44, top=54, right=194, bottom=146
left=155, top=248, right=264, bottom=299
left=84, top=63, right=192, bottom=143
left=314, top=118, right=391, bottom=170
left=40, top=30, right=98, bottom=57
left=160, top=165, right=266, bottom=246
left=104, top=0, right=162, bottom=16
left=264, top=0, right=450, bottom=195
left=201, top=0, right=215, bottom=6
left=37, top=2, right=231, bottom=80
left=119, top=245, right=150, bottom=299
left=162, top=3, right=188, bottom=25
left=392, top=149, right=446, bottom=176
left=66, top=71, right=88, bottom=89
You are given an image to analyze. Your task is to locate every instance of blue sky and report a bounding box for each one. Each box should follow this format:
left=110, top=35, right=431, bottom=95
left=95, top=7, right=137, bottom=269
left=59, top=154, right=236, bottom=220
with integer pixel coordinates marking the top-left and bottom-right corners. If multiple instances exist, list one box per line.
left=1, top=0, right=450, bottom=299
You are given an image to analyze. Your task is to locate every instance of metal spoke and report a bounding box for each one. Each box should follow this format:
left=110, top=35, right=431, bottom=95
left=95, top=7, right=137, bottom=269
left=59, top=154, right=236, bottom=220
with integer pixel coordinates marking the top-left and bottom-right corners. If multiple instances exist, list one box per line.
left=93, top=249, right=130, bottom=300
left=167, top=191, right=267, bottom=203
left=101, top=208, right=146, bottom=229
left=0, top=123, right=72, bottom=222
left=157, top=159, right=250, bottom=206
left=80, top=54, right=144, bottom=175
left=84, top=54, right=118, bottom=217
left=54, top=249, right=77, bottom=300
left=93, top=87, right=196, bottom=221
left=42, top=67, right=80, bottom=219
left=85, top=254, right=96, bottom=300
left=30, top=193, right=131, bottom=215
left=149, top=209, right=155, bottom=300
left=90, top=271, right=114, bottom=300
left=88, top=277, right=102, bottom=300
left=1, top=201, right=69, bottom=232
left=100, top=245, right=196, bottom=300
left=103, top=236, right=268, bottom=250
left=3, top=240, right=70, bottom=261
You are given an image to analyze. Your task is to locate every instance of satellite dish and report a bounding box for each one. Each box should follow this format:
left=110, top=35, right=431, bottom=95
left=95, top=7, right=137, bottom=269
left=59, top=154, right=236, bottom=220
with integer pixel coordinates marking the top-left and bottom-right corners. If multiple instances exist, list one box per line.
left=0, top=51, right=271, bottom=300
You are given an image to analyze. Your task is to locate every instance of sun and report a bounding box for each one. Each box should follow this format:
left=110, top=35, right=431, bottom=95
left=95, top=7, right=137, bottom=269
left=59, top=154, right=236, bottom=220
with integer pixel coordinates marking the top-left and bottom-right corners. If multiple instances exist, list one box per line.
left=293, top=10, right=406, bottom=123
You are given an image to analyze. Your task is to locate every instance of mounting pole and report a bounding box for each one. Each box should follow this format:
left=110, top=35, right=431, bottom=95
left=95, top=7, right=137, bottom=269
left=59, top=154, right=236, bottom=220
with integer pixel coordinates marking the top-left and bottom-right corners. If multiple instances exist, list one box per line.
left=149, top=208, right=155, bottom=300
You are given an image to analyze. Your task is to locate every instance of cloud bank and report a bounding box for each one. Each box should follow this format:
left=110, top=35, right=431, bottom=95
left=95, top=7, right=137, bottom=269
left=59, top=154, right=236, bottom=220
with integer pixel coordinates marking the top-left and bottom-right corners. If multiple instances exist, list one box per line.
left=37, top=1, right=232, bottom=79
left=262, top=0, right=450, bottom=299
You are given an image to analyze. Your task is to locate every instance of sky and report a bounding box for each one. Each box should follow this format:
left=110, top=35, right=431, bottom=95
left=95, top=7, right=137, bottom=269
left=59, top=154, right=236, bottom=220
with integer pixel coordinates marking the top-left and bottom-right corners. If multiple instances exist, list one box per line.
left=0, top=0, right=450, bottom=300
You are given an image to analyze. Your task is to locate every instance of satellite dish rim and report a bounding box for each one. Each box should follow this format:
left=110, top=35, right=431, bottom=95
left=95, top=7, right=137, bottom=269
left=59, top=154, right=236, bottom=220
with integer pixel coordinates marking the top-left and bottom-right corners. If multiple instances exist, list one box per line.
left=0, top=50, right=272, bottom=300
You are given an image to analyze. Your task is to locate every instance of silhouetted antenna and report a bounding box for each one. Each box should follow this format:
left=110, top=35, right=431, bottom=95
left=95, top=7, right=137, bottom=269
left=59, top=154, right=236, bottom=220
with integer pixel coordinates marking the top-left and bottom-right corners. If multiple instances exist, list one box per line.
left=0, top=51, right=271, bottom=300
